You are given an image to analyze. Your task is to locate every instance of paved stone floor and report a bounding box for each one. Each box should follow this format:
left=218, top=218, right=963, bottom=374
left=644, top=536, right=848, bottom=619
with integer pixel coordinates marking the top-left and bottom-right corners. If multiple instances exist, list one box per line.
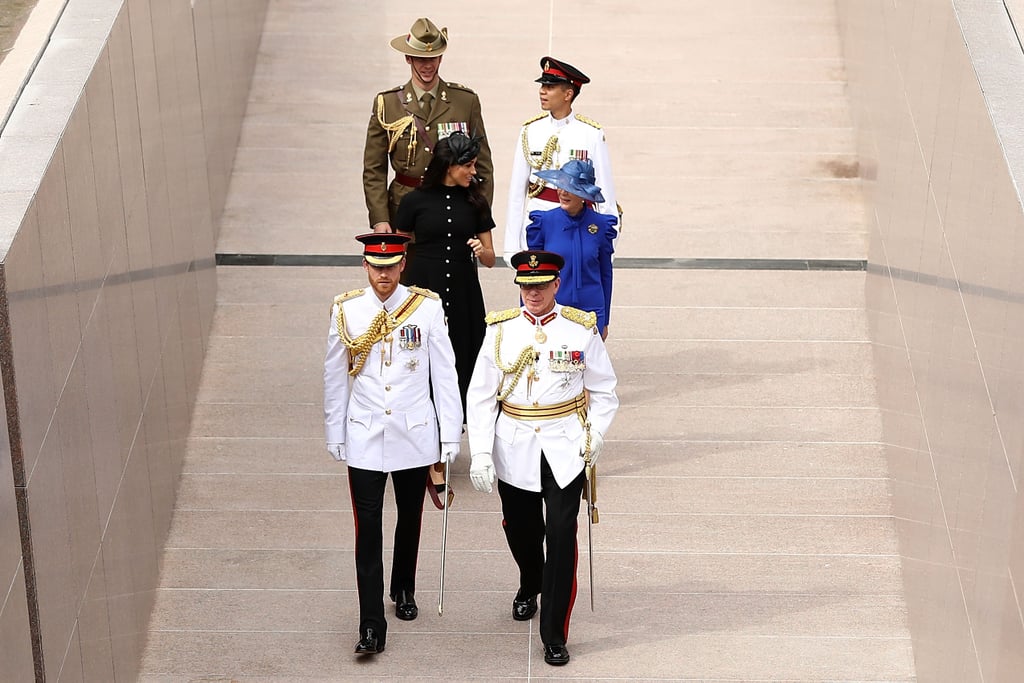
left=140, top=0, right=916, bottom=680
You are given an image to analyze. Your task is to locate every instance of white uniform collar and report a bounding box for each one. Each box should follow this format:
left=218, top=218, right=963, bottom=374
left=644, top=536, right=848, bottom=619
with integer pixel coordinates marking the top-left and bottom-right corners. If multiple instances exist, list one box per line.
left=378, top=285, right=408, bottom=311
left=522, top=303, right=561, bottom=325
left=548, top=112, right=574, bottom=129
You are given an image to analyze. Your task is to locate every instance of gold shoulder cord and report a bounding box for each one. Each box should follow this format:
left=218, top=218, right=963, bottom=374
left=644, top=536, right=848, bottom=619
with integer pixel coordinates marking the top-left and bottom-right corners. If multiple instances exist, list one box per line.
left=408, top=285, right=439, bottom=300
left=560, top=306, right=597, bottom=330
left=493, top=322, right=537, bottom=401
left=376, top=94, right=417, bottom=165
left=335, top=292, right=426, bottom=376
left=521, top=128, right=560, bottom=199
left=336, top=307, right=396, bottom=376
left=485, top=308, right=521, bottom=325
left=574, top=114, right=603, bottom=129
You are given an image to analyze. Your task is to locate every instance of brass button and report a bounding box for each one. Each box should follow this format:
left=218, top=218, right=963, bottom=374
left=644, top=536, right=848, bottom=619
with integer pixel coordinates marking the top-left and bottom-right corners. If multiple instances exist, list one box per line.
left=385, top=385, right=391, bottom=391
left=385, top=361, right=391, bottom=366
left=534, top=426, right=541, bottom=433
left=386, top=409, right=392, bottom=415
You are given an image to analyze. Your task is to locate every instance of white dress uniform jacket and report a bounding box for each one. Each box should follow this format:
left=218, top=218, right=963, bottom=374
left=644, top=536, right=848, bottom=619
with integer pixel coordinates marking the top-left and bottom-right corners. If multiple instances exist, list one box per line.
left=466, top=304, right=618, bottom=491
left=503, top=112, right=618, bottom=263
left=324, top=284, right=463, bottom=472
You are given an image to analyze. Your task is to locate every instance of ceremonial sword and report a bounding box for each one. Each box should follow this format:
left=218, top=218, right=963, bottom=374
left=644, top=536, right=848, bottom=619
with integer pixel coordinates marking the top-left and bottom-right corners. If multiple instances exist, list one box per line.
left=438, top=459, right=450, bottom=615
left=583, top=422, right=599, bottom=611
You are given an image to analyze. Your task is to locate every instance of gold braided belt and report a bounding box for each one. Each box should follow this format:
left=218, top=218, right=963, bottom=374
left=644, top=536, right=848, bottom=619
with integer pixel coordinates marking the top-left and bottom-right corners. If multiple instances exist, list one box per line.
left=499, top=393, right=587, bottom=422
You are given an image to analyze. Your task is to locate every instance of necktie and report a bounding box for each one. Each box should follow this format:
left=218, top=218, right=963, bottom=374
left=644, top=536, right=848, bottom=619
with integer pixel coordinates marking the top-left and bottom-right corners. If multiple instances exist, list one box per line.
left=421, top=92, right=434, bottom=119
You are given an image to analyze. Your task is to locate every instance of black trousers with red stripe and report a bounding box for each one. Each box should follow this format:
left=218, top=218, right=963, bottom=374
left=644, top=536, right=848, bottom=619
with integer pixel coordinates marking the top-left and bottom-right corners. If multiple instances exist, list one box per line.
left=347, top=464, right=430, bottom=640
left=497, top=454, right=586, bottom=646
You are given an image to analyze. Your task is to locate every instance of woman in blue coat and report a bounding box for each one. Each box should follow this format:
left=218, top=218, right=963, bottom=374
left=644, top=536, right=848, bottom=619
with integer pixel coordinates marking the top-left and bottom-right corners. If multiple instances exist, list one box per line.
left=526, top=159, right=618, bottom=338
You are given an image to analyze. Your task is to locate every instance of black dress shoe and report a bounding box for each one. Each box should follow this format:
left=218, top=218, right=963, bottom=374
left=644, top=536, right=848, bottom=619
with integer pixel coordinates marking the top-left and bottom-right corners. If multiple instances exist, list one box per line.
left=543, top=644, right=570, bottom=666
left=511, top=589, right=538, bottom=621
left=392, top=589, right=418, bottom=620
left=354, top=627, right=385, bottom=655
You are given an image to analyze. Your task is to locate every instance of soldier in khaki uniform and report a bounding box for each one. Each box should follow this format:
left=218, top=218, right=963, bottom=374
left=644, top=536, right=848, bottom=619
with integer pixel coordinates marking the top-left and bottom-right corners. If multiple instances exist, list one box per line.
left=362, top=17, right=493, bottom=234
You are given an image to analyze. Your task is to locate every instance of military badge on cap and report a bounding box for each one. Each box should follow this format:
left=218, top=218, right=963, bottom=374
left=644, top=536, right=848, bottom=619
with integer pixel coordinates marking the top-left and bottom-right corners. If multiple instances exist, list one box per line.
left=356, top=232, right=410, bottom=266
left=511, top=250, right=564, bottom=285
left=534, top=56, right=591, bottom=89
left=390, top=17, right=448, bottom=56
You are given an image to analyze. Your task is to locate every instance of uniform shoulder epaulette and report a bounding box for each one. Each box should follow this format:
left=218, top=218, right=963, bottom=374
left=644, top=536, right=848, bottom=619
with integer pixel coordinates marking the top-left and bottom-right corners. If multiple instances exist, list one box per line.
left=445, top=82, right=475, bottom=93
left=382, top=84, right=404, bottom=94
left=560, top=306, right=597, bottom=330
left=522, top=112, right=547, bottom=126
left=333, top=289, right=364, bottom=306
left=575, top=114, right=603, bottom=129
left=485, top=308, right=521, bottom=325
left=408, top=285, right=439, bottom=300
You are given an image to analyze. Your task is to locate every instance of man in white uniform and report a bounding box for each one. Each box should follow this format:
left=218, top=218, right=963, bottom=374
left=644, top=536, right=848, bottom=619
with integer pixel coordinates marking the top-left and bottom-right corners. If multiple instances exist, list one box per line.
left=466, top=250, right=619, bottom=666
left=323, top=232, right=462, bottom=655
left=503, top=58, right=619, bottom=264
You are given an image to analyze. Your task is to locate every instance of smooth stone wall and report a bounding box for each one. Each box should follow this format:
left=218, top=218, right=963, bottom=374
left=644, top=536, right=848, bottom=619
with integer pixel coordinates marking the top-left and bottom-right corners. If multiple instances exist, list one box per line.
left=0, top=0, right=267, bottom=679
left=837, top=1, right=1024, bottom=680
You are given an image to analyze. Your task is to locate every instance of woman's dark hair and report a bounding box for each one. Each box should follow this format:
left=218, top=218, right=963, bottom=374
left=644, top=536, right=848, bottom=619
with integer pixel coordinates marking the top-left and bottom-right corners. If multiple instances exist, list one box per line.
left=421, top=132, right=489, bottom=216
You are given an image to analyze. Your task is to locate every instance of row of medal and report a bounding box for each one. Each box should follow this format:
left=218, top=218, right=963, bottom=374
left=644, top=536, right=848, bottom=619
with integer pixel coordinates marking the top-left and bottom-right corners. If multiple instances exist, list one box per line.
left=548, top=348, right=586, bottom=373
left=437, top=122, right=469, bottom=139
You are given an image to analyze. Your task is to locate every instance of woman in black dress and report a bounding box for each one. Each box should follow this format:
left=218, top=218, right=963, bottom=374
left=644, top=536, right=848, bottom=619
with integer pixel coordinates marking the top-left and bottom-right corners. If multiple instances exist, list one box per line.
left=394, top=132, right=496, bottom=504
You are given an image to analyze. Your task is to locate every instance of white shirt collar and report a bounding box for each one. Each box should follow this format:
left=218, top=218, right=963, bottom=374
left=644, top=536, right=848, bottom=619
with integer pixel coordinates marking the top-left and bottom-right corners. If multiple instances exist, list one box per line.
left=549, top=112, right=574, bottom=129
left=378, top=285, right=408, bottom=311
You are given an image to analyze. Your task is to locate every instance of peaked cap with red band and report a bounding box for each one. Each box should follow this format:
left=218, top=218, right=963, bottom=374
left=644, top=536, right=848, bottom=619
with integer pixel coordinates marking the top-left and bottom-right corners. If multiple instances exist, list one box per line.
left=511, top=250, right=564, bottom=285
left=535, top=56, right=590, bottom=90
left=356, top=232, right=410, bottom=266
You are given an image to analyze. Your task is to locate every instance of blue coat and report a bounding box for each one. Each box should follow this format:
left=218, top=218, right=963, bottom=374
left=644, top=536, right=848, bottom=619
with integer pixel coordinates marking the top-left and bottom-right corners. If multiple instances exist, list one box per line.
left=526, top=206, right=617, bottom=331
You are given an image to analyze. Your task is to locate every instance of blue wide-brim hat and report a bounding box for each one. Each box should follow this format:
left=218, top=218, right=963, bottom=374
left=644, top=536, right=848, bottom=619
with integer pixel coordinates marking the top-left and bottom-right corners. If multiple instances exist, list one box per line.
left=534, top=159, right=605, bottom=204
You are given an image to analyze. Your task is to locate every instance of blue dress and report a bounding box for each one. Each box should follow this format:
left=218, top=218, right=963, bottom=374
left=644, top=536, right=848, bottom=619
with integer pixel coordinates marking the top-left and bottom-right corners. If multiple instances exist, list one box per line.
left=526, top=206, right=617, bottom=331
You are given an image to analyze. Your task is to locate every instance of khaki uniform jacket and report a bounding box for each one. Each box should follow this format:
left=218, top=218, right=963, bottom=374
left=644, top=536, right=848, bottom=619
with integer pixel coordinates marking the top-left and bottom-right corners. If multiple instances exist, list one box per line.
left=323, top=285, right=463, bottom=472
left=362, top=78, right=493, bottom=227
left=466, top=304, right=619, bottom=491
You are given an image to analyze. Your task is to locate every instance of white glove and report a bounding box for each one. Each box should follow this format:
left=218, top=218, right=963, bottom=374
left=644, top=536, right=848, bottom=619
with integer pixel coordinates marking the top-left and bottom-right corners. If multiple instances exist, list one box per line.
left=327, top=443, right=346, bottom=462
left=470, top=453, right=495, bottom=493
left=581, top=430, right=604, bottom=466
left=441, top=442, right=460, bottom=464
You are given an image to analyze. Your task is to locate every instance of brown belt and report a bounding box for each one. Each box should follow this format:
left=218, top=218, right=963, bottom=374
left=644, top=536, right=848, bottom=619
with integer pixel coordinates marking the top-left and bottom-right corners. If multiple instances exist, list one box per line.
left=499, top=393, right=587, bottom=421
left=394, top=172, right=422, bottom=188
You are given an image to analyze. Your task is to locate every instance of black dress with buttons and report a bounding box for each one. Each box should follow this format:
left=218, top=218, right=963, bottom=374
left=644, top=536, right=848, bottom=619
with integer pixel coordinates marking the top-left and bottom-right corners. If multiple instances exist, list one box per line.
left=394, top=185, right=495, bottom=411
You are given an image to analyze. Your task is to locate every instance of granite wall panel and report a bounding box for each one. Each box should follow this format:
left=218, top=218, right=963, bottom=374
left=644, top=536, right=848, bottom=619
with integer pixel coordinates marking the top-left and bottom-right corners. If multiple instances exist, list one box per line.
left=0, top=0, right=269, bottom=679
left=837, top=0, right=1024, bottom=680
left=0, top=359, right=33, bottom=679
